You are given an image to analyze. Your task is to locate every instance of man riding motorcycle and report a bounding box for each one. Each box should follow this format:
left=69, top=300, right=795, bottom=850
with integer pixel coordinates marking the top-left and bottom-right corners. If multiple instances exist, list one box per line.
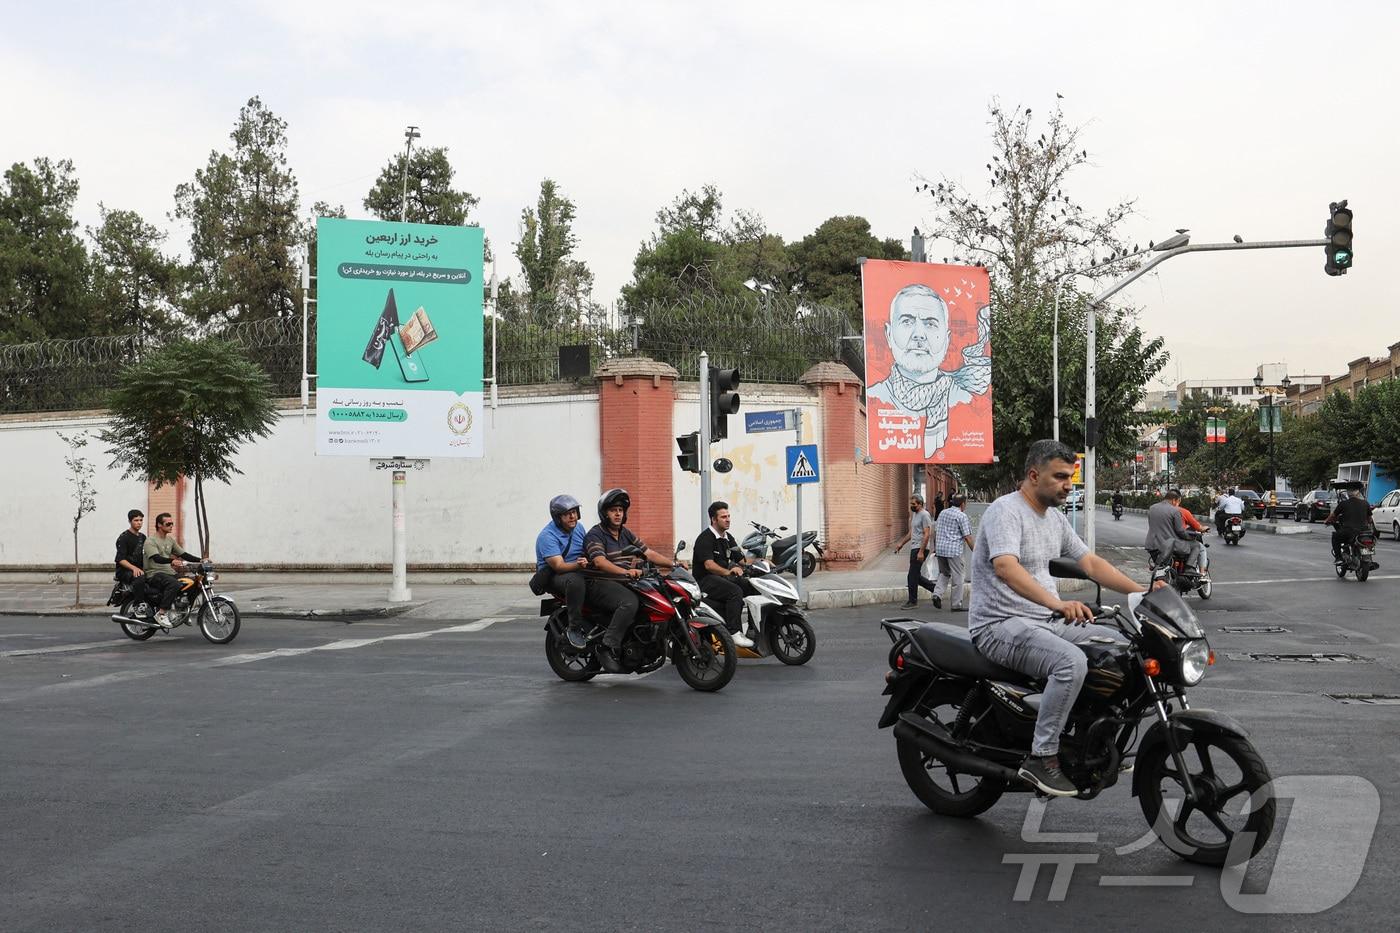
left=534, top=494, right=590, bottom=649
left=1146, top=489, right=1203, bottom=577
left=1326, top=487, right=1375, bottom=563
left=692, top=500, right=756, bottom=649
left=583, top=488, right=685, bottom=673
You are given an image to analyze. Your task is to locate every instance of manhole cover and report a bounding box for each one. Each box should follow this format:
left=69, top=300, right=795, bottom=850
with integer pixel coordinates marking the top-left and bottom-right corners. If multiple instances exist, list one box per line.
left=1227, top=652, right=1373, bottom=663
left=1326, top=694, right=1400, bottom=705
left=1219, top=625, right=1289, bottom=634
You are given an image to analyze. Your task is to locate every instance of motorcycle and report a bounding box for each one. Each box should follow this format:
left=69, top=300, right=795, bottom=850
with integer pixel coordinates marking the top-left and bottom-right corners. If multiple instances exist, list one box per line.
left=1334, top=531, right=1378, bottom=582
left=1111, top=502, right=1124, bottom=521
left=1148, top=532, right=1212, bottom=600
left=741, top=521, right=823, bottom=577
left=107, top=560, right=242, bottom=644
left=725, top=557, right=816, bottom=665
left=877, top=558, right=1275, bottom=867
left=1221, top=516, right=1245, bottom=546
left=539, top=542, right=738, bottom=692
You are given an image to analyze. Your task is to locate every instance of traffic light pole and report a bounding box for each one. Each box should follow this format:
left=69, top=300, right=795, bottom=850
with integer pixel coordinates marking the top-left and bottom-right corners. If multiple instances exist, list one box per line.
left=698, top=351, right=711, bottom=534
left=1083, top=236, right=1327, bottom=554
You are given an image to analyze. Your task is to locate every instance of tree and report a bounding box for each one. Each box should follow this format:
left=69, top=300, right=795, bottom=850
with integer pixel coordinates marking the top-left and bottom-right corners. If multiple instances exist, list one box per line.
left=1277, top=414, right=1336, bottom=493
left=173, top=96, right=305, bottom=326
left=101, top=339, right=279, bottom=555
left=364, top=145, right=480, bottom=227
left=57, top=430, right=98, bottom=607
left=918, top=100, right=1164, bottom=488
left=0, top=157, right=94, bottom=342
left=88, top=204, right=179, bottom=341
left=788, top=215, right=907, bottom=326
left=507, top=179, right=602, bottom=327
left=1348, top=379, right=1400, bottom=473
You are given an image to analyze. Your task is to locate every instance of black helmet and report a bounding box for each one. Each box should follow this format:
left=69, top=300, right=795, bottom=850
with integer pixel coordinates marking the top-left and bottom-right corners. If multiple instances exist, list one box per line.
left=549, top=494, right=581, bottom=529
left=597, top=488, right=630, bottom=524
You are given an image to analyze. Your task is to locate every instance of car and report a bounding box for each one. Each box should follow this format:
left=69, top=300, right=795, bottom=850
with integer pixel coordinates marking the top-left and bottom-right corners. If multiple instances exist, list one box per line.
left=1375, top=490, right=1400, bottom=539
left=1297, top=489, right=1335, bottom=523
left=1063, top=489, right=1085, bottom=511
left=1270, top=491, right=1298, bottom=519
left=1236, top=489, right=1263, bottom=517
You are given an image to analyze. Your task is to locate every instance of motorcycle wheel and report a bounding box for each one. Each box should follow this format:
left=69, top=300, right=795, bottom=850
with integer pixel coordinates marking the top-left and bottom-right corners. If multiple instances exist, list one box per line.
left=1138, top=732, right=1275, bottom=866
left=770, top=612, right=816, bottom=666
left=1357, top=563, right=1370, bottom=582
left=675, top=625, right=736, bottom=692
left=117, top=599, right=157, bottom=641
left=544, top=632, right=599, bottom=682
left=1198, top=578, right=1213, bottom=600
left=1336, top=562, right=1348, bottom=579
left=800, top=552, right=817, bottom=577
left=197, top=597, right=241, bottom=644
left=897, top=691, right=1005, bottom=818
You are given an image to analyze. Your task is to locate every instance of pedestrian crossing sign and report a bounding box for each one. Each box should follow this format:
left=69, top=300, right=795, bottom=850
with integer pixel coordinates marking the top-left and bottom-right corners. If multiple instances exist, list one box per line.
left=786, top=444, right=820, bottom=485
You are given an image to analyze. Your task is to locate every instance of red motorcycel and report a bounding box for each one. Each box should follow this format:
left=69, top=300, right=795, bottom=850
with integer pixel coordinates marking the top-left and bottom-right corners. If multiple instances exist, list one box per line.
left=539, top=541, right=737, bottom=692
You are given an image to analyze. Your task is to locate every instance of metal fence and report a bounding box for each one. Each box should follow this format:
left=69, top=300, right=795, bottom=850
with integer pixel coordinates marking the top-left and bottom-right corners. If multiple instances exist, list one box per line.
left=0, top=297, right=861, bottom=414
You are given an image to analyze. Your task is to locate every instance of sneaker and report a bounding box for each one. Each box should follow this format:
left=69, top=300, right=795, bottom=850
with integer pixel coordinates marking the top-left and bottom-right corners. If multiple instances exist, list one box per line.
left=565, top=625, right=588, bottom=650
left=898, top=602, right=918, bottom=610
left=931, top=594, right=942, bottom=609
left=596, top=646, right=624, bottom=674
left=1018, top=755, right=1079, bottom=797
left=730, top=629, right=754, bottom=649
left=951, top=606, right=968, bottom=613
left=154, top=610, right=172, bottom=631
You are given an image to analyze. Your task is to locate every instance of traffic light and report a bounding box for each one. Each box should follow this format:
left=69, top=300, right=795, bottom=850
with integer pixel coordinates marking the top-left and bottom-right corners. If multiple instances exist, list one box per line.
left=708, top=367, right=741, bottom=441
left=676, top=432, right=700, bottom=473
left=1325, top=200, right=1353, bottom=276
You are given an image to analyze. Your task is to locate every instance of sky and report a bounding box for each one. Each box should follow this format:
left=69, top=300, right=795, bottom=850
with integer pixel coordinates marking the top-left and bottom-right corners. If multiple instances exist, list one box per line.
left=4, top=0, right=1397, bottom=386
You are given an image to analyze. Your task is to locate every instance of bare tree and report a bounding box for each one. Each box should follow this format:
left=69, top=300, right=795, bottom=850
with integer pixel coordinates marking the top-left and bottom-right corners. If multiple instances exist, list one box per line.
left=58, top=430, right=98, bottom=606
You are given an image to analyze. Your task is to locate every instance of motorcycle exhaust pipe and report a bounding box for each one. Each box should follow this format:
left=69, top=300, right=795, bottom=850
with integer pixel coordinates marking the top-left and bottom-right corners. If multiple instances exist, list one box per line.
left=110, top=614, right=156, bottom=628
left=894, top=713, right=1022, bottom=783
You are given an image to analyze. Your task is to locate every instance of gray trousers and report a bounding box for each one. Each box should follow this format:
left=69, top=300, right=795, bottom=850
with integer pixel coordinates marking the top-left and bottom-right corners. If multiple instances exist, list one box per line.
left=935, top=554, right=965, bottom=608
left=972, top=617, right=1125, bottom=757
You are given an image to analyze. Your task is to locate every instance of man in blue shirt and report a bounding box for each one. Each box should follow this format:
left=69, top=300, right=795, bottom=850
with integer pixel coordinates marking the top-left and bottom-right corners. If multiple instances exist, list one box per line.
left=536, top=494, right=589, bottom=649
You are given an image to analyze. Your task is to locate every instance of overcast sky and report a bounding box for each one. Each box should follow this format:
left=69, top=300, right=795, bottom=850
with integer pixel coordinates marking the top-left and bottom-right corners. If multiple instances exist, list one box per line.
left=5, top=0, right=1396, bottom=385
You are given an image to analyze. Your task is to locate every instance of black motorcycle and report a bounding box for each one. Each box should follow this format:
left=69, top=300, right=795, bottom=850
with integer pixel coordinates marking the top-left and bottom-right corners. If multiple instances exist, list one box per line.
left=1148, top=532, right=1213, bottom=600
left=877, top=559, right=1275, bottom=866
left=1111, top=502, right=1124, bottom=521
left=1334, top=531, right=1378, bottom=582
left=1221, top=515, right=1245, bottom=546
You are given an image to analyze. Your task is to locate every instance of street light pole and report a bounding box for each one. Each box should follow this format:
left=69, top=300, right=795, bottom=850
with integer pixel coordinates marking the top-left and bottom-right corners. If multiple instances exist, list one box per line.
left=399, top=125, right=421, bottom=222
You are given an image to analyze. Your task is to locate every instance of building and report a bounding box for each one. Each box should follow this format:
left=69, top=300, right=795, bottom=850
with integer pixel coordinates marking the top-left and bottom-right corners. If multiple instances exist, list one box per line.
left=1136, top=389, right=1178, bottom=413
left=1288, top=342, right=1400, bottom=414
left=1175, top=378, right=1260, bottom=407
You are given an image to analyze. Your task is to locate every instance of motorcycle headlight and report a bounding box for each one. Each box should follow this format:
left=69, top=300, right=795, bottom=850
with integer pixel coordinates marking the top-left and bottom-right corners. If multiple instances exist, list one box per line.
left=1179, top=639, right=1210, bottom=686
left=678, top=581, right=701, bottom=600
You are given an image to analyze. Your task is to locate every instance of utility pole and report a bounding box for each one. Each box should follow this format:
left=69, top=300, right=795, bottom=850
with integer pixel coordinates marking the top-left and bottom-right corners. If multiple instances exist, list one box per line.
left=399, top=125, right=421, bottom=222
left=698, top=351, right=711, bottom=533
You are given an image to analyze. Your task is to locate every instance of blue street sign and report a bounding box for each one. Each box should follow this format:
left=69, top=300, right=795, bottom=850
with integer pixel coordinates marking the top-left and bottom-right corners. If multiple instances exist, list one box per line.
left=745, top=410, right=793, bottom=433
left=786, top=444, right=820, bottom=485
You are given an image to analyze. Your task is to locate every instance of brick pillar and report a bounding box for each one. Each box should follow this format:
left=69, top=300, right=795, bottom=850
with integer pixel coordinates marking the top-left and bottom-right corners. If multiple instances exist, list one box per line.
left=147, top=477, right=186, bottom=543
left=596, top=357, right=679, bottom=551
left=801, top=362, right=868, bottom=570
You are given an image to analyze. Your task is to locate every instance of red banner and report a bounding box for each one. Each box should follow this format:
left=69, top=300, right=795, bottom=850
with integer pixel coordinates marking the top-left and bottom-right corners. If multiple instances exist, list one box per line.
left=861, top=261, right=993, bottom=464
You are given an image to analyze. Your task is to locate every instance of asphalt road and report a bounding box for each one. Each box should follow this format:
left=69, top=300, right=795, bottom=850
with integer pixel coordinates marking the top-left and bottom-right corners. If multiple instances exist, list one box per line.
left=3, top=516, right=1398, bottom=932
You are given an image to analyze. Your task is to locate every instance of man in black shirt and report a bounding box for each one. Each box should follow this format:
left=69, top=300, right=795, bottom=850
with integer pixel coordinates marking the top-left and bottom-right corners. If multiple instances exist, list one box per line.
left=113, top=510, right=146, bottom=602
left=692, top=501, right=756, bottom=648
left=1327, top=488, right=1374, bottom=561
left=584, top=488, right=683, bottom=672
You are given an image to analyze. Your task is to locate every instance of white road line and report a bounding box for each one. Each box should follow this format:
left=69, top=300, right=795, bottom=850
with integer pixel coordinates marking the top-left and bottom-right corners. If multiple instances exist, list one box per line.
left=0, top=638, right=133, bottom=659
left=211, top=618, right=518, bottom=666
left=1214, top=575, right=1400, bottom=586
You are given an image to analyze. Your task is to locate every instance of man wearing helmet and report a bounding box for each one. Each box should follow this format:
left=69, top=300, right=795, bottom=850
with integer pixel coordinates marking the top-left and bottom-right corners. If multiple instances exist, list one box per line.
left=584, top=488, right=683, bottom=672
left=536, top=494, right=590, bottom=649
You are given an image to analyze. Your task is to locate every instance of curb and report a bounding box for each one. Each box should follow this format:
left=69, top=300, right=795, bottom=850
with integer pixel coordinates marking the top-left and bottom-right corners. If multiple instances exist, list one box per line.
left=1095, top=505, right=1312, bottom=535
left=801, top=578, right=1098, bottom=611
left=8, top=605, right=419, bottom=622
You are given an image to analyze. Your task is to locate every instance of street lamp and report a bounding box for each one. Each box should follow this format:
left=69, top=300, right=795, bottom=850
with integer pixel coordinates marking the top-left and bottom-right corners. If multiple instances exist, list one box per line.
left=1253, top=372, right=1291, bottom=520
left=743, top=277, right=774, bottom=312
left=399, top=125, right=421, bottom=222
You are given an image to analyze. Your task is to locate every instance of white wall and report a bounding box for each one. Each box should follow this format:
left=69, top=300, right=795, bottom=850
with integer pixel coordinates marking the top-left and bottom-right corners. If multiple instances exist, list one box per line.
left=671, top=385, right=823, bottom=553
left=0, top=392, right=602, bottom=568
left=0, top=415, right=151, bottom=566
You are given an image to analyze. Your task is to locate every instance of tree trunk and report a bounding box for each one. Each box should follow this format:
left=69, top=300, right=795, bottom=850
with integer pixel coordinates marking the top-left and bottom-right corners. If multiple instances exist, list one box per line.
left=73, top=518, right=80, bottom=607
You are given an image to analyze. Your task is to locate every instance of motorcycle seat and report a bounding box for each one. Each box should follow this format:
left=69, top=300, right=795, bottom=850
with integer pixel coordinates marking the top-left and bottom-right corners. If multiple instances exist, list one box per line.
left=772, top=534, right=797, bottom=553
left=909, top=621, right=1030, bottom=684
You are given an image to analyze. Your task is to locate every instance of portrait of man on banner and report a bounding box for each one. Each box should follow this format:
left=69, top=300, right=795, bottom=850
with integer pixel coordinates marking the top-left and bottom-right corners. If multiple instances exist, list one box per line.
left=862, top=261, right=993, bottom=463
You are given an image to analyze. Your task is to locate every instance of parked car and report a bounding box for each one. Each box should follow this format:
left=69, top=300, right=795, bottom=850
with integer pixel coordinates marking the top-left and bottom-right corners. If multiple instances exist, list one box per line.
left=1271, top=491, right=1298, bottom=519
left=1374, top=489, right=1400, bottom=540
left=1236, top=489, right=1264, bottom=517
left=1063, top=489, right=1085, bottom=511
left=1297, top=489, right=1335, bottom=523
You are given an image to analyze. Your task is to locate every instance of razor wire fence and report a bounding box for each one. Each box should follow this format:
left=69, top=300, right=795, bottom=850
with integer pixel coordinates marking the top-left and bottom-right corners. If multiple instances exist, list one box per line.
left=1, top=297, right=864, bottom=414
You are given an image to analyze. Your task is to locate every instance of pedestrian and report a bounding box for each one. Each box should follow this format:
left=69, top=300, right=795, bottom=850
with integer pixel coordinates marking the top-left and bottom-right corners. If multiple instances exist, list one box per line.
left=934, top=491, right=945, bottom=519
left=895, top=493, right=939, bottom=610
left=934, top=494, right=975, bottom=611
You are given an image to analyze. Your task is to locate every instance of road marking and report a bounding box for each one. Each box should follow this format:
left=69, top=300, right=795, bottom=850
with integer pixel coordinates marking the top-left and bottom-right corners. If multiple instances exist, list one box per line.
left=211, top=618, right=517, bottom=666
left=1214, top=575, right=1400, bottom=586
left=0, top=638, right=133, bottom=658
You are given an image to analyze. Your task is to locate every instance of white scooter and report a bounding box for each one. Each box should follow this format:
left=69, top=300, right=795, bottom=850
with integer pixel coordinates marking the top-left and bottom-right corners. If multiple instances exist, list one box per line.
left=729, top=558, right=816, bottom=664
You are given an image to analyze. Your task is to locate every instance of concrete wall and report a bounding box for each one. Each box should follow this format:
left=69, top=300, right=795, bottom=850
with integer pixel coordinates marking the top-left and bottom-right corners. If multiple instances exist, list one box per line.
left=0, top=412, right=152, bottom=567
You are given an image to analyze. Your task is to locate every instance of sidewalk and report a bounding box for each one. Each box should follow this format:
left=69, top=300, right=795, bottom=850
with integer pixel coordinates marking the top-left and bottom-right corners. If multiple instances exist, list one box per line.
left=0, top=540, right=1134, bottom=621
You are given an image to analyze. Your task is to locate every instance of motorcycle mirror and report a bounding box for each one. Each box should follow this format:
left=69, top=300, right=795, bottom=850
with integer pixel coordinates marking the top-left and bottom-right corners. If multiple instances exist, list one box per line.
left=712, top=458, right=733, bottom=474
left=779, top=525, right=788, bottom=531
left=674, top=540, right=686, bottom=556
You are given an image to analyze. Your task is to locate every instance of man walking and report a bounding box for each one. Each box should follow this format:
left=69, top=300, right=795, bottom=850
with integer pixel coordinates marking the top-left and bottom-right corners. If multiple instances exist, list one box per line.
left=934, top=494, right=975, bottom=611
left=895, top=494, right=939, bottom=610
